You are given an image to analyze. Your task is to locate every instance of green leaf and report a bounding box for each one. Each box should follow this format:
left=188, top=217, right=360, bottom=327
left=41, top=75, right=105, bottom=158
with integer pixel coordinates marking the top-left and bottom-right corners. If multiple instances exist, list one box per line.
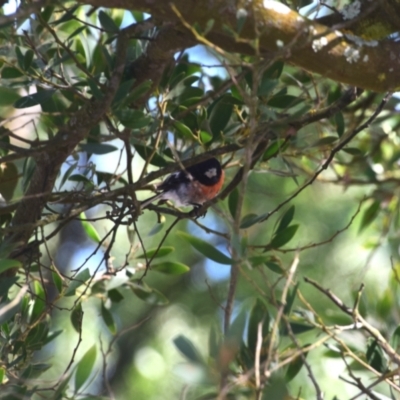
left=80, top=143, right=118, bottom=155
left=208, top=94, right=235, bottom=137
left=122, top=80, right=152, bottom=105
left=199, top=130, right=212, bottom=144
left=269, top=225, right=299, bottom=249
left=257, top=78, right=278, bottom=97
left=366, top=338, right=387, bottom=373
left=0, top=259, right=22, bottom=274
left=265, top=261, right=284, bottom=274
left=284, top=282, right=299, bottom=316
left=115, top=109, right=152, bottom=129
left=70, top=302, right=83, bottom=333
left=151, top=261, right=190, bottom=275
left=1, top=66, right=23, bottom=79
left=247, top=299, right=270, bottom=353
left=86, top=78, right=103, bottom=99
left=228, top=188, right=239, bottom=219
left=134, top=145, right=167, bottom=167
left=177, top=231, right=233, bottom=265
left=43, top=329, right=63, bottom=346
left=267, top=95, right=301, bottom=108
left=263, top=139, right=287, bottom=160
left=240, top=213, right=263, bottom=229
left=342, top=147, right=364, bottom=156
left=0, top=277, right=18, bottom=298
left=14, top=89, right=56, bottom=109
left=359, top=200, right=380, bottom=232
left=173, top=335, right=204, bottom=364
left=286, top=321, right=314, bottom=335
left=53, top=4, right=80, bottom=24
left=0, top=367, right=4, bottom=384
left=75, top=345, right=97, bottom=392
left=80, top=213, right=101, bottom=243
left=101, top=302, right=116, bottom=334
left=51, top=265, right=63, bottom=294
left=264, top=61, right=284, bottom=79
left=147, top=222, right=165, bottom=236
left=131, top=281, right=169, bottom=305
left=248, top=255, right=270, bottom=266
left=23, top=49, right=34, bottom=71
left=311, top=136, right=338, bottom=147
left=112, top=79, right=135, bottom=107
left=335, top=112, right=345, bottom=137
left=0, top=290, right=23, bottom=324
left=390, top=325, right=400, bottom=351
left=30, top=281, right=46, bottom=321
left=98, top=10, right=119, bottom=33
left=173, top=120, right=195, bottom=140
left=108, top=289, right=124, bottom=303
left=285, top=346, right=309, bottom=382
left=135, top=246, right=174, bottom=259
left=65, top=268, right=91, bottom=296
left=276, top=206, right=295, bottom=233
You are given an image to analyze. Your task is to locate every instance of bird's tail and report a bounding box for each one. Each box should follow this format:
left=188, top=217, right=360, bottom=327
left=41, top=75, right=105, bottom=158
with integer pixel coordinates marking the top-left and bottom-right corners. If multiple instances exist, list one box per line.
left=140, top=192, right=164, bottom=209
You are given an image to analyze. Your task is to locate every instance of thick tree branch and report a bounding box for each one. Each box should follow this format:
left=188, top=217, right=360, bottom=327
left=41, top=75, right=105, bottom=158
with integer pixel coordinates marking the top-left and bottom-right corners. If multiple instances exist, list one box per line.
left=76, top=0, right=400, bottom=92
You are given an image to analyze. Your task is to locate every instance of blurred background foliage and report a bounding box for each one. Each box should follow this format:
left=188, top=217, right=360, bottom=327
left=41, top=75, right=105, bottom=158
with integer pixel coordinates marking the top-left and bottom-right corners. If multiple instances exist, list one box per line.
left=1, top=1, right=400, bottom=399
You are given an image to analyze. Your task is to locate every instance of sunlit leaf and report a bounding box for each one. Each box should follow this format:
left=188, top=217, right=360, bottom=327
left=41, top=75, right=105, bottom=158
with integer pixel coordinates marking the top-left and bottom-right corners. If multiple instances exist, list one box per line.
left=200, top=130, right=212, bottom=144
left=80, top=213, right=101, bottom=243
left=75, top=345, right=97, bottom=392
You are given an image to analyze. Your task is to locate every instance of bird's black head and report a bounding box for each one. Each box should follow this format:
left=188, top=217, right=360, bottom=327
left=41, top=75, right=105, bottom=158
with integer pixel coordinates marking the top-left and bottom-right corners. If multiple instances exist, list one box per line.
left=186, top=157, right=222, bottom=186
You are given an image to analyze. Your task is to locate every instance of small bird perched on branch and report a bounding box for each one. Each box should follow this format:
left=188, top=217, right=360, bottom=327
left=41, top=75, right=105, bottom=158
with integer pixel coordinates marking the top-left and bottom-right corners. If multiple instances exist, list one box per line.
left=141, top=157, right=224, bottom=209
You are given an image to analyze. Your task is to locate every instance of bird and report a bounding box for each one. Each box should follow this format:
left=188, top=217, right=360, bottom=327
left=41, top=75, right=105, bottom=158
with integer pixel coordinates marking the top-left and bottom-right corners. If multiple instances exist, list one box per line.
left=141, top=157, right=224, bottom=209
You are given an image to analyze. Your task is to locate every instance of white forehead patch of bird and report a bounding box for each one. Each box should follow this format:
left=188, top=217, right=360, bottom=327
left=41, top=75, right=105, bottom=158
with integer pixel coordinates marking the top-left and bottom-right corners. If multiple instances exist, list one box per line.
left=205, top=168, right=217, bottom=178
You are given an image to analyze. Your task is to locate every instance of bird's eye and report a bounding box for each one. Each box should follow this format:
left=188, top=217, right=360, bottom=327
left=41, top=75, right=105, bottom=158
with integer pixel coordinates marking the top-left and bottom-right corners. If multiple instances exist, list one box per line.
left=205, top=168, right=217, bottom=178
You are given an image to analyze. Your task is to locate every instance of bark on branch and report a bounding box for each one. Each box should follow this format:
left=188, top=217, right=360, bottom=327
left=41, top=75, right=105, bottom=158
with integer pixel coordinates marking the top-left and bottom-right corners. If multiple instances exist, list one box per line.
left=76, top=0, right=400, bottom=92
